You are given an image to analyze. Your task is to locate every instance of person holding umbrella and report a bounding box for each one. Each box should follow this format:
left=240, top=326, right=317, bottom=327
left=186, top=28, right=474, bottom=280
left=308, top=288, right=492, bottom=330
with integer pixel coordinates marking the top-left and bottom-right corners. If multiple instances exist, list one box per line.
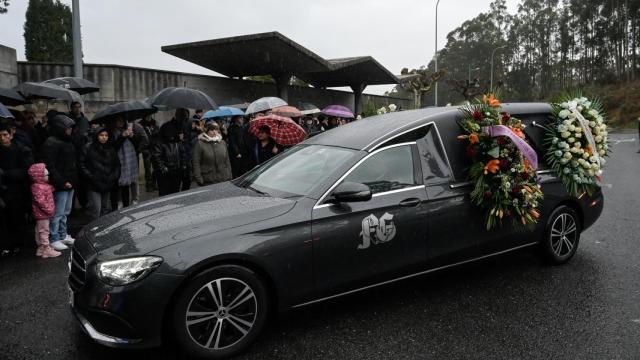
left=159, top=108, right=193, bottom=191
left=192, top=122, right=232, bottom=186
left=106, top=116, right=138, bottom=210
left=139, top=115, right=159, bottom=192
left=153, top=123, right=187, bottom=196
left=254, top=125, right=279, bottom=165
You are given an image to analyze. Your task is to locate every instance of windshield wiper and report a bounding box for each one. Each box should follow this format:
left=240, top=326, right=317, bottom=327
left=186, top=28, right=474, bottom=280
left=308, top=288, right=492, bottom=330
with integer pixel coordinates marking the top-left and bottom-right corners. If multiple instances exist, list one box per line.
left=247, top=186, right=269, bottom=196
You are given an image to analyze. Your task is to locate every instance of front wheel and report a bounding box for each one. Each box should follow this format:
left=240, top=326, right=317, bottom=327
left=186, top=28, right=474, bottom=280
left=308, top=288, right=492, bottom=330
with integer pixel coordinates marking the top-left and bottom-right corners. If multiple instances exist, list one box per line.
left=172, top=265, right=269, bottom=359
left=539, top=205, right=581, bottom=265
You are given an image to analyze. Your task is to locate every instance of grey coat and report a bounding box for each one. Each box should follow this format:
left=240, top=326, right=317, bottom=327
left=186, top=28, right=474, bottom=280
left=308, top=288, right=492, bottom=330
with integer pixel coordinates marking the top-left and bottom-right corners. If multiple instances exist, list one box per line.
left=192, top=133, right=232, bottom=185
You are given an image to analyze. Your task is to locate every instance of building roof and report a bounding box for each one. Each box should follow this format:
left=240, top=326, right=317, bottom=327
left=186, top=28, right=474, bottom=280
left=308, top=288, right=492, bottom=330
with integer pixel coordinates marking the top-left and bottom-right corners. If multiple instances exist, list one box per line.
left=161, top=32, right=399, bottom=88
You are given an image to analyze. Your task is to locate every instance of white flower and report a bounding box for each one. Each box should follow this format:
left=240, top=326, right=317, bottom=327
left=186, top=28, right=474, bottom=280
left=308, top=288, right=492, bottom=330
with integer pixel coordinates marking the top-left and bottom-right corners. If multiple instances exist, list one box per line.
left=595, top=135, right=603, bottom=142
left=559, top=110, right=571, bottom=119
left=575, top=133, right=582, bottom=138
left=388, top=104, right=397, bottom=112
left=560, top=158, right=569, bottom=164
left=588, top=109, right=598, bottom=117
left=589, top=121, right=596, bottom=127
left=600, top=158, right=606, bottom=165
left=596, top=170, right=603, bottom=176
left=580, top=97, right=588, bottom=103
left=568, top=125, right=576, bottom=132
left=552, top=137, right=559, bottom=144
left=558, top=141, right=568, bottom=148
left=584, top=101, right=592, bottom=108
left=568, top=137, right=575, bottom=143
left=561, top=131, right=570, bottom=138
left=599, top=150, right=606, bottom=156
left=564, top=152, right=572, bottom=160
left=563, top=120, right=572, bottom=126
left=574, top=142, right=582, bottom=148
left=568, top=100, right=578, bottom=109
left=563, top=168, right=571, bottom=174
left=582, top=152, right=589, bottom=159
left=558, top=125, right=568, bottom=132
left=574, top=127, right=582, bottom=133
left=588, top=169, right=595, bottom=176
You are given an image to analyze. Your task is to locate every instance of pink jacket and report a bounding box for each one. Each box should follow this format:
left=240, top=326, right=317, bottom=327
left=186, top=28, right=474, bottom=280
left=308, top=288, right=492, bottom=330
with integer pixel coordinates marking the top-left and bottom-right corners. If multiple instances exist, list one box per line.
left=29, top=163, right=56, bottom=220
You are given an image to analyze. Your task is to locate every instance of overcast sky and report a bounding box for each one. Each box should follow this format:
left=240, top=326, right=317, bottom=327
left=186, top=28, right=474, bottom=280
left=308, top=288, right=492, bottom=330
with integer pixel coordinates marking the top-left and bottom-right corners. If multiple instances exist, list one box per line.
left=2, top=0, right=518, bottom=95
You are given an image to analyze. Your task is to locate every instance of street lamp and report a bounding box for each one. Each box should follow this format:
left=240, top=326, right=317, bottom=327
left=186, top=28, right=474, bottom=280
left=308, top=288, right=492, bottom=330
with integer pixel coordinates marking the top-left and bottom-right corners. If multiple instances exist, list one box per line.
left=468, top=65, right=480, bottom=85
left=434, top=0, right=441, bottom=107
left=490, top=45, right=507, bottom=91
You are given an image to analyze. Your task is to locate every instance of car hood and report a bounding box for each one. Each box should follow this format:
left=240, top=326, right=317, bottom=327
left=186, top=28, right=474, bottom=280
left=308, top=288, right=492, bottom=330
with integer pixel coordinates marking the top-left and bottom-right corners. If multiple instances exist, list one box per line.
left=83, top=182, right=295, bottom=258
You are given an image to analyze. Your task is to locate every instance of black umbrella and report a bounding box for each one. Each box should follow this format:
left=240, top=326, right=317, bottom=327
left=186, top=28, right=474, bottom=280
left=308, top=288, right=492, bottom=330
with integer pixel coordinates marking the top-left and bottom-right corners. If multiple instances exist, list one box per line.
left=91, top=100, right=157, bottom=124
left=0, top=87, right=30, bottom=106
left=148, top=87, right=217, bottom=110
left=15, top=82, right=83, bottom=105
left=44, top=77, right=100, bottom=95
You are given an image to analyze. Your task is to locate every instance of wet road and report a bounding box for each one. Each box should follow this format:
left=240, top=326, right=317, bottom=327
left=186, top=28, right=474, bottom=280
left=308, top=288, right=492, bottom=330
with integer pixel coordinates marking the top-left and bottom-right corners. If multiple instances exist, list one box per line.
left=1, top=132, right=639, bottom=360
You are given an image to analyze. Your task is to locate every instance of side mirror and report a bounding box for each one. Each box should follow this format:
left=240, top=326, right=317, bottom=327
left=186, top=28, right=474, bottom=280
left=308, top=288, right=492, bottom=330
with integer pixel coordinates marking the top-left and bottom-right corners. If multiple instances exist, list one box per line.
left=328, top=182, right=372, bottom=204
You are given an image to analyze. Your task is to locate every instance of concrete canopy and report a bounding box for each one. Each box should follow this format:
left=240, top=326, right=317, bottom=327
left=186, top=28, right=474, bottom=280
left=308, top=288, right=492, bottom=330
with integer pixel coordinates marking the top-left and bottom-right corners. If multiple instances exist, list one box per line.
left=161, top=32, right=400, bottom=113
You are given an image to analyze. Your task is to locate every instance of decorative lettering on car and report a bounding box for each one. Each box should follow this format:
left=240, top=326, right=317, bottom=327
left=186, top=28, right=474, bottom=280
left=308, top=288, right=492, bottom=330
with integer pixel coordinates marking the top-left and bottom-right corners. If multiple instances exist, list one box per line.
left=358, top=212, right=396, bottom=250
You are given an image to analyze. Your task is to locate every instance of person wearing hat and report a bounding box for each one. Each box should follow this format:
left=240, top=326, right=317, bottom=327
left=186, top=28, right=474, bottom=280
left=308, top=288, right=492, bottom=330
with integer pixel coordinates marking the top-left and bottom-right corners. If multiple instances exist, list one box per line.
left=42, top=115, right=78, bottom=251
left=79, top=128, right=120, bottom=220
left=192, top=122, right=232, bottom=186
left=0, top=122, right=34, bottom=256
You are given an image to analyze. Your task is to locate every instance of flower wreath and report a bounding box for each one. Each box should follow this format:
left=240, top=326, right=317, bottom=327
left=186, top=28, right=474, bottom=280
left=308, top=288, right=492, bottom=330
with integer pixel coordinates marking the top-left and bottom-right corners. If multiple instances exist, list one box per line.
left=545, top=95, right=609, bottom=197
left=458, top=94, right=544, bottom=231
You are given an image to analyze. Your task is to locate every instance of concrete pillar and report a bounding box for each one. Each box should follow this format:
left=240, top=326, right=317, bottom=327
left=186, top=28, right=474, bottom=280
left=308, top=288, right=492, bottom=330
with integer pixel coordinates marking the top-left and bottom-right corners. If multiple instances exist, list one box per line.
left=273, top=73, right=291, bottom=102
left=350, top=83, right=366, bottom=117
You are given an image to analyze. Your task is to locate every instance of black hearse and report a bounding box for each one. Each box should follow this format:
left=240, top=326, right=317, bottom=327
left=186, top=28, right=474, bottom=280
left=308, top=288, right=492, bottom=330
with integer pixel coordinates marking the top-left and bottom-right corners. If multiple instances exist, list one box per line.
left=69, top=103, right=603, bottom=358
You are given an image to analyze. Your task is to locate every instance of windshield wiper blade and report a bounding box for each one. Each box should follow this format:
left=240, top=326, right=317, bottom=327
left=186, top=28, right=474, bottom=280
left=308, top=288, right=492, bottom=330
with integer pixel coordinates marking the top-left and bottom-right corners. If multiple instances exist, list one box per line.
left=247, top=186, right=269, bottom=196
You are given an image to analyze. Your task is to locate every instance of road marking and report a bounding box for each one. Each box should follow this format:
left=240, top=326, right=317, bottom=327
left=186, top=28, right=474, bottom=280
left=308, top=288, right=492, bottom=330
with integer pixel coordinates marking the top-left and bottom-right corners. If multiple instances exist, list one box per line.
left=612, top=138, right=636, bottom=145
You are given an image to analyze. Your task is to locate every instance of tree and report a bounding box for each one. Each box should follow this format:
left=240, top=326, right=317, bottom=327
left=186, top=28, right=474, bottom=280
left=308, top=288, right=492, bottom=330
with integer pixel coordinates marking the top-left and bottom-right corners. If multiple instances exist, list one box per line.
left=399, top=67, right=446, bottom=108
left=0, top=1, right=9, bottom=14
left=23, top=0, right=73, bottom=62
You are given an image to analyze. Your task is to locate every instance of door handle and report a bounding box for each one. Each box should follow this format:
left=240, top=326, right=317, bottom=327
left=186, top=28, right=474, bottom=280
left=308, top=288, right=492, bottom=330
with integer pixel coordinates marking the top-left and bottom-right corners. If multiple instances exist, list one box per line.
left=399, top=198, right=421, bottom=207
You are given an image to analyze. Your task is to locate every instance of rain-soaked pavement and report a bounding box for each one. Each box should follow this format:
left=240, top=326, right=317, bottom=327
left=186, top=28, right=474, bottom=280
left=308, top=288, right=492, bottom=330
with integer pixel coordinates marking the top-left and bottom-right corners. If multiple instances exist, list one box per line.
left=1, top=132, right=639, bottom=360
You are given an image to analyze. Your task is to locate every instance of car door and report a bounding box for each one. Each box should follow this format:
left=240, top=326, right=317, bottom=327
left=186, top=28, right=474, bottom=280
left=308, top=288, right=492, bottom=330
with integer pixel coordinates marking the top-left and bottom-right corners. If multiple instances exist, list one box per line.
left=311, top=144, right=429, bottom=296
left=418, top=124, right=485, bottom=264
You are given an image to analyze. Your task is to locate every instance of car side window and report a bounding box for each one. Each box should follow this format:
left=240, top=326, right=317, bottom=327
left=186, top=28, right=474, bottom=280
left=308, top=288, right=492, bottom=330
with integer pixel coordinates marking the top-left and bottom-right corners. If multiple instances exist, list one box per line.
left=417, top=125, right=452, bottom=185
left=343, top=145, right=417, bottom=194
left=518, top=114, right=550, bottom=170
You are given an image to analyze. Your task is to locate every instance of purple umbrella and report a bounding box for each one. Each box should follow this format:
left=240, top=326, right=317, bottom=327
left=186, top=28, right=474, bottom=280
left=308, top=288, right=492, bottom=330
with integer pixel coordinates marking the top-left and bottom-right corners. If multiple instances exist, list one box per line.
left=322, top=105, right=354, bottom=118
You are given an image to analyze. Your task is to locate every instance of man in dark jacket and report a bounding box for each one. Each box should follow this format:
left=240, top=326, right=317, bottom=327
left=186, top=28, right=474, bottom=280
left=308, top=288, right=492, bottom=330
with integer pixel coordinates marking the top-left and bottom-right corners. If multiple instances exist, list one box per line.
left=153, top=123, right=187, bottom=196
left=43, top=115, right=78, bottom=251
left=0, top=122, right=34, bottom=255
left=69, top=101, right=90, bottom=209
left=227, top=116, right=254, bottom=177
left=139, top=116, right=159, bottom=192
left=159, top=108, right=192, bottom=191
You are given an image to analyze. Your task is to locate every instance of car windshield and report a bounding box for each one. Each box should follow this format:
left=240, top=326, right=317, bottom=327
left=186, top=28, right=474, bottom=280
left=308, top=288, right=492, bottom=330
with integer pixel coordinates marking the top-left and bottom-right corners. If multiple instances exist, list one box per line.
left=235, top=145, right=357, bottom=198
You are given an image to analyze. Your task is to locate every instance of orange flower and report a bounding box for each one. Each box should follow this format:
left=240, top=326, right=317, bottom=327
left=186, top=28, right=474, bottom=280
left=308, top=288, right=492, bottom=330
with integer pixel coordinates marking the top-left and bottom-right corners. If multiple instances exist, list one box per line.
left=523, top=159, right=531, bottom=172
left=469, top=133, right=479, bottom=144
left=585, top=144, right=593, bottom=156
left=528, top=209, right=540, bottom=219
left=483, top=94, right=501, bottom=108
left=483, top=159, right=501, bottom=174
left=509, top=126, right=525, bottom=139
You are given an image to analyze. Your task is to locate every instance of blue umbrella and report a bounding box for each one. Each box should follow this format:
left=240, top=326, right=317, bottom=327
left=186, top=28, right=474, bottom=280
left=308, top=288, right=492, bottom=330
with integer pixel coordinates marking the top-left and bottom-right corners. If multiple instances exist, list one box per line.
left=0, top=103, right=14, bottom=119
left=203, top=106, right=245, bottom=119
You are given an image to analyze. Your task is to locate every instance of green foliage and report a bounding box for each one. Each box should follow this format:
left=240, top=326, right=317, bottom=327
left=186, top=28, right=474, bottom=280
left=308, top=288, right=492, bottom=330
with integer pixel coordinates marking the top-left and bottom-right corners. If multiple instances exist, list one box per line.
left=23, top=0, right=73, bottom=62
left=419, top=0, right=640, bottom=109
left=361, top=102, right=378, bottom=118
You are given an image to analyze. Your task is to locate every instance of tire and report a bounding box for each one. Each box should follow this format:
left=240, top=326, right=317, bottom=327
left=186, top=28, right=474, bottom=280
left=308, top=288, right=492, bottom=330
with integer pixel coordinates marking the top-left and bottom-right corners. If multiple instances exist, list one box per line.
left=539, top=205, right=581, bottom=265
left=172, top=265, right=269, bottom=359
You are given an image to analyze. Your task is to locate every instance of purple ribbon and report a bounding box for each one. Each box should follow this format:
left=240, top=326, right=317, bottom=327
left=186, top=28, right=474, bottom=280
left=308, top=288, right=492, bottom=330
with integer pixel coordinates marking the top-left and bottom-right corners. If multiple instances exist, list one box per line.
left=481, top=125, right=538, bottom=170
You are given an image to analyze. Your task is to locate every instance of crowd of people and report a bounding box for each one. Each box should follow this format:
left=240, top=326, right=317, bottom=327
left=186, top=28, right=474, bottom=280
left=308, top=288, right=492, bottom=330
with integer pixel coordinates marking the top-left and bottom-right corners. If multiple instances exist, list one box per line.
left=0, top=101, right=354, bottom=259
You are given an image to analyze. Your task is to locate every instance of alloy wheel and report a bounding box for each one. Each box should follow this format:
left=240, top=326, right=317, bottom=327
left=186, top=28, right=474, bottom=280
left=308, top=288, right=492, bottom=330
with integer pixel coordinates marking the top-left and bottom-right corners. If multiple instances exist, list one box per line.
left=185, top=277, right=257, bottom=350
left=550, top=213, right=578, bottom=257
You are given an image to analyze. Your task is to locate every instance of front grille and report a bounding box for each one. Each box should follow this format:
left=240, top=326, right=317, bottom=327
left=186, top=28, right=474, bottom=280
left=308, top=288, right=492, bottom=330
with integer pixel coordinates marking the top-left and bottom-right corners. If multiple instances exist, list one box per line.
left=68, top=248, right=87, bottom=291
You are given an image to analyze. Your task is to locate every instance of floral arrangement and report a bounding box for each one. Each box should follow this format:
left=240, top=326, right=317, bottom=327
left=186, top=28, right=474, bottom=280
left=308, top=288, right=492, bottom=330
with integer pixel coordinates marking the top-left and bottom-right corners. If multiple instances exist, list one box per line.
left=376, top=103, right=397, bottom=115
left=544, top=95, right=609, bottom=197
left=458, top=94, right=544, bottom=231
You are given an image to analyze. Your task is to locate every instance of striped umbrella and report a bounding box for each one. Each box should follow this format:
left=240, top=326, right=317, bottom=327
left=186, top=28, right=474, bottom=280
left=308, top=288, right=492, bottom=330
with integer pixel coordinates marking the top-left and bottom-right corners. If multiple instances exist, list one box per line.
left=249, top=114, right=306, bottom=146
left=322, top=105, right=354, bottom=118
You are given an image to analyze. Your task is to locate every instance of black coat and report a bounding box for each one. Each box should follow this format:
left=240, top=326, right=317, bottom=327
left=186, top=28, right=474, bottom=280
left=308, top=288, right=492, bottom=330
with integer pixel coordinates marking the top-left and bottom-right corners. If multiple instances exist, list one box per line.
left=160, top=118, right=193, bottom=162
left=42, top=132, right=78, bottom=191
left=152, top=140, right=187, bottom=174
left=70, top=111, right=90, bottom=151
left=0, top=143, right=34, bottom=201
left=79, top=141, right=120, bottom=193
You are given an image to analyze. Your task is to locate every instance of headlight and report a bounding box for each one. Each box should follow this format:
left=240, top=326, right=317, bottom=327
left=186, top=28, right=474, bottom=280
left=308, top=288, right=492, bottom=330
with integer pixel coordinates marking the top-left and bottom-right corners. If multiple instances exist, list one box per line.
left=97, top=256, right=163, bottom=286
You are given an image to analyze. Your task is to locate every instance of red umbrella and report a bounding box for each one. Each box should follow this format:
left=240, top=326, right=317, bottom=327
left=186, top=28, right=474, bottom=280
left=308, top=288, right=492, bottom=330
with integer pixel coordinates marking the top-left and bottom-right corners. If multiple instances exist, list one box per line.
left=249, top=114, right=306, bottom=146
left=271, top=105, right=302, bottom=118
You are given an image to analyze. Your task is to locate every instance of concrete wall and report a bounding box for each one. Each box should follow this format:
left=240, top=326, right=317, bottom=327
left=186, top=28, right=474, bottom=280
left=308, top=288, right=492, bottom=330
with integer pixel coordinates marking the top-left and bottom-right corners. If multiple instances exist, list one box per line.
left=16, top=62, right=412, bottom=118
left=0, top=45, right=19, bottom=88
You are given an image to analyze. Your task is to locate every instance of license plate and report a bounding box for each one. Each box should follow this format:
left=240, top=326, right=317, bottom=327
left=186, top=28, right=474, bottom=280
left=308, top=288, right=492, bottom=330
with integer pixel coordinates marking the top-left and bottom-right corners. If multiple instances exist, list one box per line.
left=68, top=286, right=74, bottom=307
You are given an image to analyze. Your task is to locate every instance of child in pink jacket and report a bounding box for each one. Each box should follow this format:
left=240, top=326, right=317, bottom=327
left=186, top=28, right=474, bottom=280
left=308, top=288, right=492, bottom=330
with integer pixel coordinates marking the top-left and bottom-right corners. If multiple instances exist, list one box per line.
left=28, top=163, right=61, bottom=258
